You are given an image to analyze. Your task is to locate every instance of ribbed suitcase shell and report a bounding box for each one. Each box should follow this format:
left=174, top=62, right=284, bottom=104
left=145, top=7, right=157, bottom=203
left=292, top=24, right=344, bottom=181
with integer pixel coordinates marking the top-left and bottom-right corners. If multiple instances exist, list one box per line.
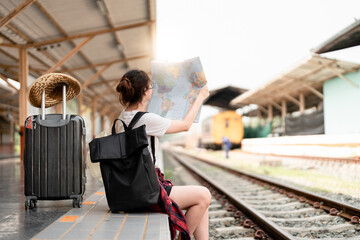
left=24, top=114, right=86, bottom=207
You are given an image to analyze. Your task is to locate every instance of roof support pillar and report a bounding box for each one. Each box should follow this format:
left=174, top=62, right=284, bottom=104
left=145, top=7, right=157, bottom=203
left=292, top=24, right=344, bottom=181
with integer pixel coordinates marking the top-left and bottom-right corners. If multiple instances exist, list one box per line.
left=299, top=93, right=305, bottom=114
left=18, top=47, right=28, bottom=161
left=101, top=115, right=106, bottom=132
left=281, top=99, right=287, bottom=135
left=267, top=104, right=273, bottom=121
left=91, top=100, right=97, bottom=139
left=18, top=47, right=28, bottom=126
left=10, top=116, right=14, bottom=144
left=45, top=36, right=94, bottom=74
left=77, top=93, right=83, bottom=116
left=147, top=0, right=156, bottom=60
left=281, top=99, right=287, bottom=119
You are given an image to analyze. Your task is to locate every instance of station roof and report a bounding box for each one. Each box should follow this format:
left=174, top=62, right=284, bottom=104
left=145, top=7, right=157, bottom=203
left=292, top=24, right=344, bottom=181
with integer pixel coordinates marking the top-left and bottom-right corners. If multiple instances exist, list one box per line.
left=204, top=85, right=247, bottom=110
left=231, top=54, right=360, bottom=114
left=313, top=20, right=360, bottom=53
left=0, top=0, right=156, bottom=120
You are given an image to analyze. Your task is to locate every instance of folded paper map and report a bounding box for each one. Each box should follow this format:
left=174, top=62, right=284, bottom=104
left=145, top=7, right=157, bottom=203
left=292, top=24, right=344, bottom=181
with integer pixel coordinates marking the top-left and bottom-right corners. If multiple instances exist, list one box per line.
left=148, top=57, right=207, bottom=122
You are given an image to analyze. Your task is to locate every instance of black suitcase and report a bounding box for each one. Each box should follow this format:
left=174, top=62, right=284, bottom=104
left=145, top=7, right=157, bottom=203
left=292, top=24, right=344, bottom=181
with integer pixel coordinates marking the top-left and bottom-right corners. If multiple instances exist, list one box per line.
left=23, top=85, right=86, bottom=209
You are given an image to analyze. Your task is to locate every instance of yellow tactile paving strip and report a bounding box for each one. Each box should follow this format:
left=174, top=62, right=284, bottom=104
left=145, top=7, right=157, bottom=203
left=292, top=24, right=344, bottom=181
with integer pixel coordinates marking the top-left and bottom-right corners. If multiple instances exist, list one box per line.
left=59, top=216, right=79, bottom=222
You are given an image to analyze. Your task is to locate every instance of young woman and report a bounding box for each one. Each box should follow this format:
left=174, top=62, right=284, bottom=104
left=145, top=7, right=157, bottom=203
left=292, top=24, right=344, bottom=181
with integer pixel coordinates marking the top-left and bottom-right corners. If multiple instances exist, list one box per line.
left=116, top=69, right=211, bottom=240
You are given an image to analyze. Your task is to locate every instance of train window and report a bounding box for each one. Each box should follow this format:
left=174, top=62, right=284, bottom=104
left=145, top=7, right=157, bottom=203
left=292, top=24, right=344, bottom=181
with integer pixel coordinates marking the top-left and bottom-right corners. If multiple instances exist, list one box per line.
left=225, top=119, right=229, bottom=128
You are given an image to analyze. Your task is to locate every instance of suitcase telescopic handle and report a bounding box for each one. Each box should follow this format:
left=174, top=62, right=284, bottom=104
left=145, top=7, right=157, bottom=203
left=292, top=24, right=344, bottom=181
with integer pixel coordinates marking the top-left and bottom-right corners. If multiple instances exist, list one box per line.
left=41, top=84, right=67, bottom=120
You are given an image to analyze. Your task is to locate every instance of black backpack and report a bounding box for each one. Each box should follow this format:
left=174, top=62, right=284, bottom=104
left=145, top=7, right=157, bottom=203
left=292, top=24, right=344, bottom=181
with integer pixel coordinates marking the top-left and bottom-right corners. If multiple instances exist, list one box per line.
left=89, top=112, right=160, bottom=212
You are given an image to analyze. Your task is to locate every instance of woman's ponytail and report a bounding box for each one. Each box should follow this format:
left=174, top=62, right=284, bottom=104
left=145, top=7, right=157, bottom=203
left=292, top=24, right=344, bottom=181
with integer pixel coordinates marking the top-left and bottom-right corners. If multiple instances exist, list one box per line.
left=116, top=70, right=150, bottom=106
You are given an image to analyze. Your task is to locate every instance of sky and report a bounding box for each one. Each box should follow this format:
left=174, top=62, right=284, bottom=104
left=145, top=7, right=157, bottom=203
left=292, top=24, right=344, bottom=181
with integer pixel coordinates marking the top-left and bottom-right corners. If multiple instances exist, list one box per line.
left=155, top=0, right=360, bottom=92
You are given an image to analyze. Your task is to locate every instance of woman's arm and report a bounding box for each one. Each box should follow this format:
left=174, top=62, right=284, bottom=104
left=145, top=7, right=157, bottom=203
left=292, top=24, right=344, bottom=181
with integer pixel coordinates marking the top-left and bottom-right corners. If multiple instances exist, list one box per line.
left=166, top=86, right=209, bottom=134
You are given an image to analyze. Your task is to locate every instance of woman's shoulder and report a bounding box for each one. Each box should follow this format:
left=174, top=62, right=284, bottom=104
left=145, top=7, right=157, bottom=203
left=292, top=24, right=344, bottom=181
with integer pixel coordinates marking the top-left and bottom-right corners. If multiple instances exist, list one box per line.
left=145, top=112, right=162, bottom=118
left=143, top=112, right=171, bottom=126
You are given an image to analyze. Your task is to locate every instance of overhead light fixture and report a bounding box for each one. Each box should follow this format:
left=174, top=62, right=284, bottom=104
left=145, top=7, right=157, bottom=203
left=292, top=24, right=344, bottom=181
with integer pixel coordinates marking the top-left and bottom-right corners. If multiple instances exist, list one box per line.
left=97, top=0, right=109, bottom=15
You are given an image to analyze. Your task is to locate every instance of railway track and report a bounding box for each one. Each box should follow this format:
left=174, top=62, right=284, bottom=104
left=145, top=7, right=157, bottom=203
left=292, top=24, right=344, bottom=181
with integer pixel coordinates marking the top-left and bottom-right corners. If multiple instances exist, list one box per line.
left=165, top=148, right=360, bottom=240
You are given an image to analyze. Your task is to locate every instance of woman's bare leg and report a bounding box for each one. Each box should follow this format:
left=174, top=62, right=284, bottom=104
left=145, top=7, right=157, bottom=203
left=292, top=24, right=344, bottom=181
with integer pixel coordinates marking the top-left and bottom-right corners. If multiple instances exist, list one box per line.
left=193, top=207, right=209, bottom=239
left=169, top=186, right=211, bottom=239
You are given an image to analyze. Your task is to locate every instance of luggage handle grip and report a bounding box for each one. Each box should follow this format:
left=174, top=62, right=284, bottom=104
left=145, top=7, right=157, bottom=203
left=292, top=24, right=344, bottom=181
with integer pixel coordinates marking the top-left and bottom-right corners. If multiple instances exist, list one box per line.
left=41, top=84, right=66, bottom=120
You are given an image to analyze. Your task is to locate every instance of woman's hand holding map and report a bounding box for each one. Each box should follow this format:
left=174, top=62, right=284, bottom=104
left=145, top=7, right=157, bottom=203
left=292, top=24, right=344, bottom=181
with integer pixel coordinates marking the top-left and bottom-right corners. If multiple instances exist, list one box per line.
left=198, top=85, right=210, bottom=100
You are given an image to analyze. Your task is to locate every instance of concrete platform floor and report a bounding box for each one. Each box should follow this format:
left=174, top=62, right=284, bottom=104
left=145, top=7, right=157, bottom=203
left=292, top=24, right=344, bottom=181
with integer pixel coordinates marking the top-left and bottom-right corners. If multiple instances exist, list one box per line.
left=0, top=158, right=170, bottom=240
left=0, top=157, right=103, bottom=239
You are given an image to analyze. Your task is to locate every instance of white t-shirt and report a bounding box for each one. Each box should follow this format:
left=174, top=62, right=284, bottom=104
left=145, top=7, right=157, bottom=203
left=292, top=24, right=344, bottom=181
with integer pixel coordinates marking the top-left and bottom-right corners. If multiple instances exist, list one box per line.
left=117, top=110, right=171, bottom=167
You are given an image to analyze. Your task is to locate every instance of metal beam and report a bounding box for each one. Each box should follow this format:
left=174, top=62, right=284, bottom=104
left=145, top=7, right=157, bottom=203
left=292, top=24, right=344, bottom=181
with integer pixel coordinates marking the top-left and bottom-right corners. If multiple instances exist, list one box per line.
left=257, top=105, right=268, bottom=114
left=0, top=24, right=55, bottom=76
left=0, top=0, right=35, bottom=30
left=0, top=63, right=45, bottom=73
left=93, top=81, right=118, bottom=101
left=269, top=100, right=282, bottom=111
left=99, top=0, right=129, bottom=68
left=0, top=73, right=18, bottom=92
left=33, top=1, right=115, bottom=94
left=100, top=99, right=119, bottom=115
left=63, top=55, right=149, bottom=72
left=45, top=36, right=94, bottom=74
left=284, top=94, right=300, bottom=106
left=88, top=78, right=120, bottom=88
left=299, top=81, right=323, bottom=99
left=326, top=66, right=359, bottom=88
left=82, top=63, right=112, bottom=89
left=0, top=91, right=17, bottom=99
left=25, top=20, right=154, bottom=48
left=0, top=9, right=104, bottom=108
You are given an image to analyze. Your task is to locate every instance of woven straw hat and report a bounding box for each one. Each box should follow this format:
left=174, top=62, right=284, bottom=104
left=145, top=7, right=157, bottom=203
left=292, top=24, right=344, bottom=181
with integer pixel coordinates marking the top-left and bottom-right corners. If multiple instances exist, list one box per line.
left=28, top=73, right=81, bottom=108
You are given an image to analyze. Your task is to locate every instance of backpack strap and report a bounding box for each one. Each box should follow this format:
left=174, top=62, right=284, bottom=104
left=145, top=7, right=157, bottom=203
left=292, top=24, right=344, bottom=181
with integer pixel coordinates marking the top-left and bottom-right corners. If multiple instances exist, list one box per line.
left=120, top=111, right=157, bottom=165
left=111, top=119, right=128, bottom=135
left=128, top=112, right=147, bottom=130
left=151, top=136, right=156, bottom=165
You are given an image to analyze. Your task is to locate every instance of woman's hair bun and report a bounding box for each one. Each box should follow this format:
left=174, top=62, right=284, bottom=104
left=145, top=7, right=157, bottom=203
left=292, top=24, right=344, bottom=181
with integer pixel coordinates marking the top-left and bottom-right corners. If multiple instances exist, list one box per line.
left=116, top=76, right=134, bottom=106
left=116, top=69, right=151, bottom=106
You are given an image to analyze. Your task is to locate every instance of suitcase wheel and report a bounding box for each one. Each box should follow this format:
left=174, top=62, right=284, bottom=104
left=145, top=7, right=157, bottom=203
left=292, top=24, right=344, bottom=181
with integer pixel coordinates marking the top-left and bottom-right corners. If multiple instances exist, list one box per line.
left=72, top=196, right=83, bottom=208
left=25, top=199, right=37, bottom=210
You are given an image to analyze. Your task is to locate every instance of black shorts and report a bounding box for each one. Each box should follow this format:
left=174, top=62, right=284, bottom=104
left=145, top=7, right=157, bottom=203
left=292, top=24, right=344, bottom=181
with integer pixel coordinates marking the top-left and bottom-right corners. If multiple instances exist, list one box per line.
left=164, top=185, right=172, bottom=196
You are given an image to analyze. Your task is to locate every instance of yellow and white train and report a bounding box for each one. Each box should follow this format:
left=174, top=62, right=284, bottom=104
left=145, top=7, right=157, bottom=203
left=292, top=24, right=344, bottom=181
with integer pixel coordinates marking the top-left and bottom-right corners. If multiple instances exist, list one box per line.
left=201, top=111, right=244, bottom=149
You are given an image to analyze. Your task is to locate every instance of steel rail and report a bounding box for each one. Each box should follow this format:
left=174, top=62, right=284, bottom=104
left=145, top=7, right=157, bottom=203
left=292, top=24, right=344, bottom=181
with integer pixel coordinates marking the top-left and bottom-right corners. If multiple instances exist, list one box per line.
left=171, top=149, right=360, bottom=223
left=167, top=150, right=296, bottom=240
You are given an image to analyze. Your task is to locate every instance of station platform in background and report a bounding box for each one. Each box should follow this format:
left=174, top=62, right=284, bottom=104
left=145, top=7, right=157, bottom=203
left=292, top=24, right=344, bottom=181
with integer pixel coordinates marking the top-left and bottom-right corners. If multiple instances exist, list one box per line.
left=0, top=158, right=170, bottom=240
left=241, top=134, right=360, bottom=159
